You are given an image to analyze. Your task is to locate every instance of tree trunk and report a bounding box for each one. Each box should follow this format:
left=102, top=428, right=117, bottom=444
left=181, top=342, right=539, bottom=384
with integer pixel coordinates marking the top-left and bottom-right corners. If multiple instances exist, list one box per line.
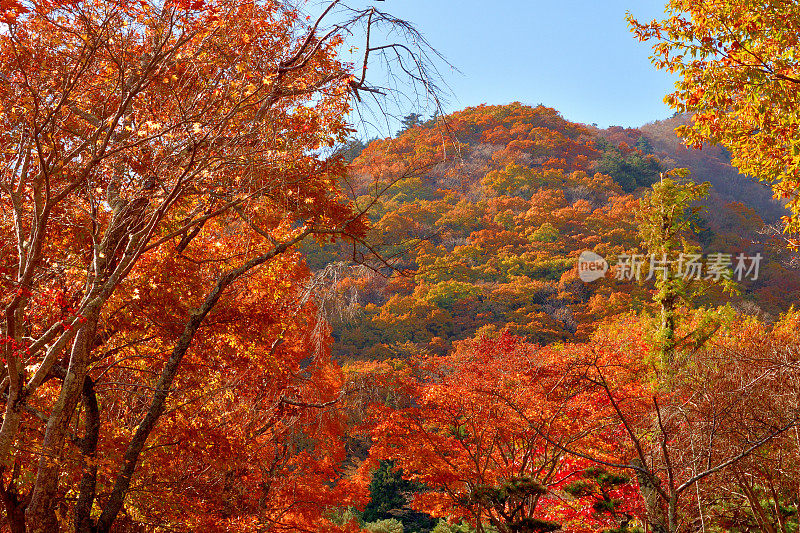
left=1, top=475, right=27, bottom=533
left=26, top=312, right=99, bottom=532
left=633, top=460, right=670, bottom=533
left=659, top=292, right=677, bottom=367
left=75, top=376, right=100, bottom=533
left=0, top=371, right=25, bottom=471
left=95, top=235, right=305, bottom=531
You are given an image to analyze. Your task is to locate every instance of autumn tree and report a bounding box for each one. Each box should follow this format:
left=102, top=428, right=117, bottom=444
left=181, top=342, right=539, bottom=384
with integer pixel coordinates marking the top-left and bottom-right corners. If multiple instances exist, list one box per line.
left=553, top=317, right=800, bottom=533
left=628, top=1, right=800, bottom=235
left=0, top=0, right=442, bottom=530
left=635, top=171, right=712, bottom=365
left=370, top=334, right=643, bottom=533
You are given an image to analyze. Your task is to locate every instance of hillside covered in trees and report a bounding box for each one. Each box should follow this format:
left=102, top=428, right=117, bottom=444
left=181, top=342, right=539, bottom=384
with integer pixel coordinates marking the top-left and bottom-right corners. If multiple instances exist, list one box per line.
left=307, top=103, right=800, bottom=361
left=306, top=103, right=800, bottom=533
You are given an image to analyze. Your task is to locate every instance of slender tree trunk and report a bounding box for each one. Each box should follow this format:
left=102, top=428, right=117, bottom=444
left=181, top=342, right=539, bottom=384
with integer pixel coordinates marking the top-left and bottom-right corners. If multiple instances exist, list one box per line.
left=0, top=390, right=24, bottom=473
left=633, top=460, right=670, bottom=533
left=95, top=308, right=207, bottom=532
left=660, top=292, right=677, bottom=367
left=0, top=318, right=26, bottom=473
left=668, top=495, right=678, bottom=533
left=735, top=471, right=778, bottom=533
left=26, top=312, right=99, bottom=532
left=95, top=234, right=306, bottom=532
left=75, top=376, right=100, bottom=533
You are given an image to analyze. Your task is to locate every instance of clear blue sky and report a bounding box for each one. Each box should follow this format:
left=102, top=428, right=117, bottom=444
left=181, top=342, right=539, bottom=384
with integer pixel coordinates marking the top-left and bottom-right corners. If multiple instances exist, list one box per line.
left=346, top=0, right=676, bottom=131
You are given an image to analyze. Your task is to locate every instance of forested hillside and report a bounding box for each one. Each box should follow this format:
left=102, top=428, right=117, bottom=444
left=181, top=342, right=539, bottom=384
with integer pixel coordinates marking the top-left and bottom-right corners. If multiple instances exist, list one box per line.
left=314, top=104, right=800, bottom=533
left=609, top=115, right=785, bottom=222
left=306, top=103, right=800, bottom=361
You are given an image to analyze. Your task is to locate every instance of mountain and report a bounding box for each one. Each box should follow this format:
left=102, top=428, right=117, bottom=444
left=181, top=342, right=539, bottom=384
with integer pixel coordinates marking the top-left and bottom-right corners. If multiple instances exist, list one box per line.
left=601, top=114, right=786, bottom=222
left=304, top=103, right=800, bottom=361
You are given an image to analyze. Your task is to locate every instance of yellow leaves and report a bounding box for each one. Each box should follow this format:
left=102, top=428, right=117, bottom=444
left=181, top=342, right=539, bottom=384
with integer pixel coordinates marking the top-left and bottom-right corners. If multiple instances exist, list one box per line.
left=137, top=120, right=161, bottom=137
left=631, top=1, right=800, bottom=227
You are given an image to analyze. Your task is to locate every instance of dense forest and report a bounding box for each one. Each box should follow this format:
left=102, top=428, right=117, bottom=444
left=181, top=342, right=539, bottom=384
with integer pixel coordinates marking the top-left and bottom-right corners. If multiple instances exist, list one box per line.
left=308, top=104, right=799, bottom=360
left=1, top=1, right=800, bottom=532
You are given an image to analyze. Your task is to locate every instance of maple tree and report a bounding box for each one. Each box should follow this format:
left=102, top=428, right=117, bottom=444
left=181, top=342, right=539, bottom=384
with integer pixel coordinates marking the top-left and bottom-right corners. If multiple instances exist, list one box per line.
left=628, top=1, right=800, bottom=235
left=551, top=315, right=800, bottom=533
left=0, top=0, right=443, bottom=530
left=369, top=333, right=645, bottom=533
left=352, top=311, right=800, bottom=533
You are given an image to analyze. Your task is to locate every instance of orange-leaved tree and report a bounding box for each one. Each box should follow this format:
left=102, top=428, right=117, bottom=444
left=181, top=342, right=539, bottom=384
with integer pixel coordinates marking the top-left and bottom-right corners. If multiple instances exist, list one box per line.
left=0, top=0, right=441, bottom=530
left=628, top=1, right=800, bottom=235
left=556, top=315, right=800, bottom=533
left=370, top=333, right=644, bottom=533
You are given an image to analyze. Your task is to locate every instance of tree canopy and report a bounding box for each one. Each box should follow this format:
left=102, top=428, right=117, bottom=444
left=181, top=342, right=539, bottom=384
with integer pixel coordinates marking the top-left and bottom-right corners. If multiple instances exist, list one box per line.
left=629, top=1, right=800, bottom=234
left=0, top=0, right=439, bottom=530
